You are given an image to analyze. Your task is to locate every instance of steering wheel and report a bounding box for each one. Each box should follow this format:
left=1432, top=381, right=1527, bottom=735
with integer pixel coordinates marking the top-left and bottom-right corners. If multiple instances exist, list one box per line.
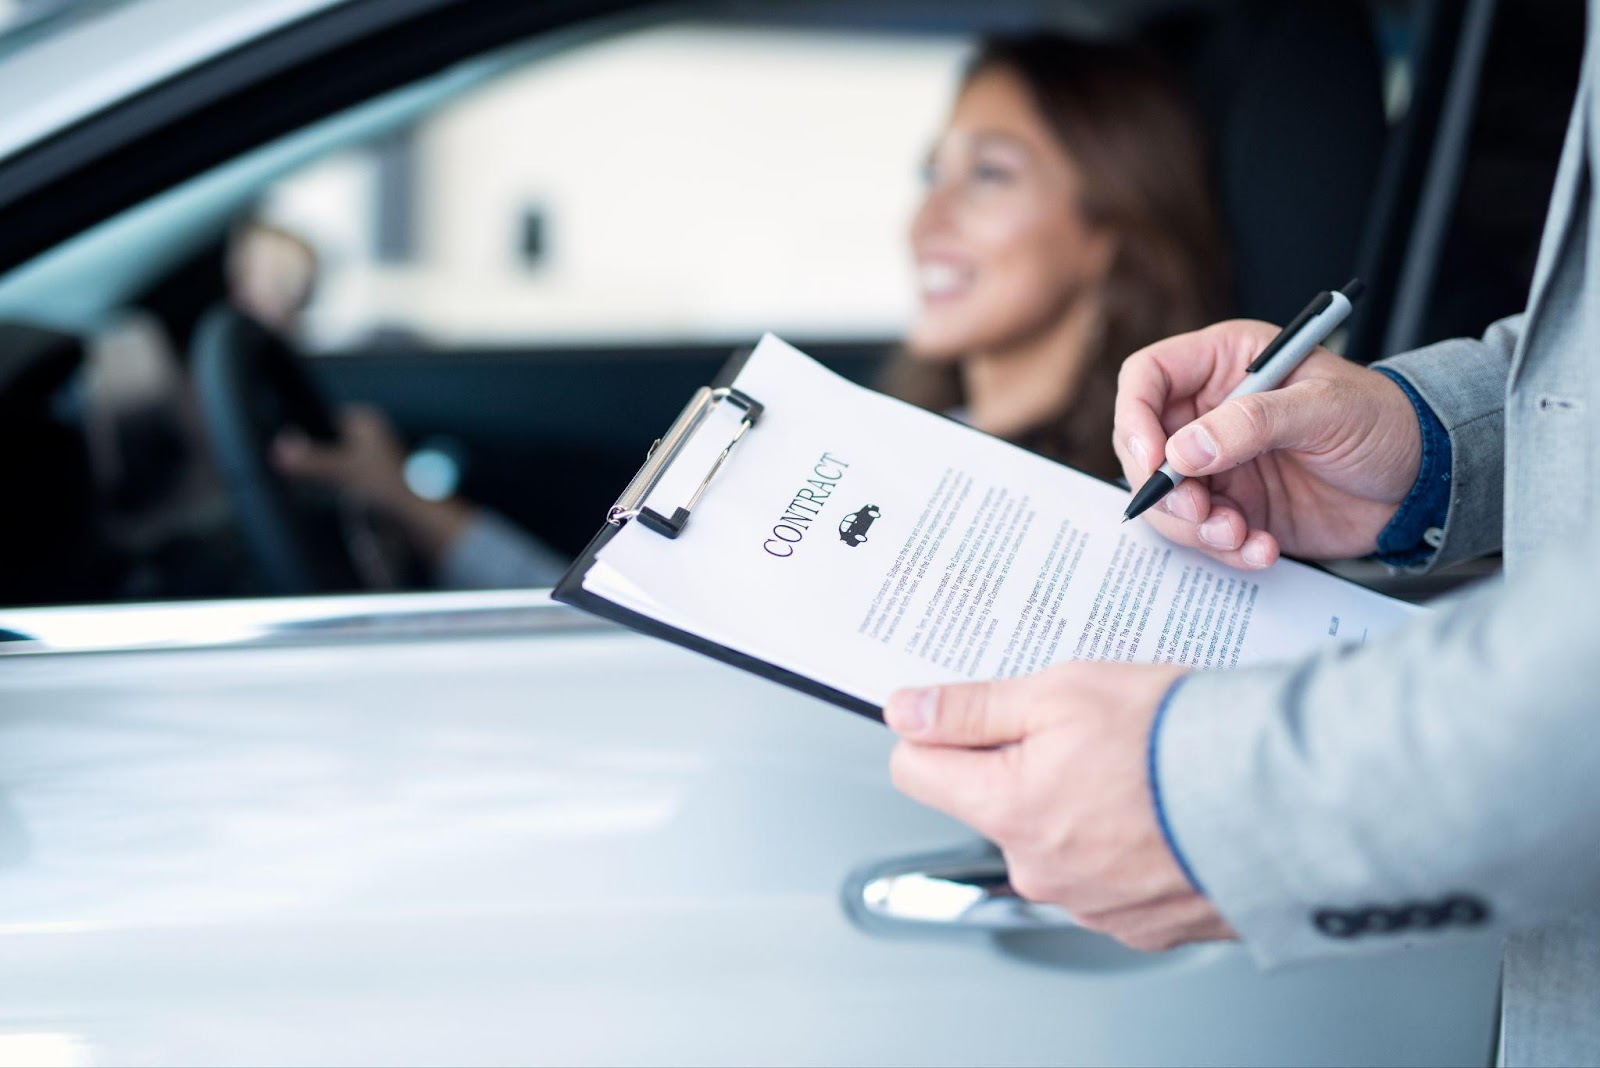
left=191, top=304, right=367, bottom=595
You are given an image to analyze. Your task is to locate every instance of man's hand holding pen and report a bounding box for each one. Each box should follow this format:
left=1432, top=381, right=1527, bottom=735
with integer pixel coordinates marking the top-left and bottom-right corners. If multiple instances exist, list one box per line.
left=1112, top=318, right=1423, bottom=569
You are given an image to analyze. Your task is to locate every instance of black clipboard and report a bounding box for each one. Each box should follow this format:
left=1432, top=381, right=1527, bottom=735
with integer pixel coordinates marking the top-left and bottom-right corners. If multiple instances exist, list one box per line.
left=551, top=349, right=882, bottom=723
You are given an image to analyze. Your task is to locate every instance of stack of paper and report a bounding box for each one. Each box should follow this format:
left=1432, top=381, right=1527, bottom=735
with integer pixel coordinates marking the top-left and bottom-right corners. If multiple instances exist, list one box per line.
left=569, top=335, right=1422, bottom=711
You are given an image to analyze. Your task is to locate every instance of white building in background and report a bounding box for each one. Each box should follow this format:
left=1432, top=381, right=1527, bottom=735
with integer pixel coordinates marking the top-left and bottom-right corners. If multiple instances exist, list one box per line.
left=261, top=24, right=968, bottom=352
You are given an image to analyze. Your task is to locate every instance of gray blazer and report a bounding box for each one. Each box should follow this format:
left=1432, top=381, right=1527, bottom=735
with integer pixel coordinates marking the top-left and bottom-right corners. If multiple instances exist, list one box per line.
left=1155, top=12, right=1600, bottom=1066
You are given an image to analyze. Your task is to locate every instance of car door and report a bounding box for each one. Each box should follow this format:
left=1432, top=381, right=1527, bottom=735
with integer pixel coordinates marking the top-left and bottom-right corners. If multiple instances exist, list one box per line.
left=0, top=594, right=1504, bottom=1066
left=0, top=0, right=1547, bottom=1063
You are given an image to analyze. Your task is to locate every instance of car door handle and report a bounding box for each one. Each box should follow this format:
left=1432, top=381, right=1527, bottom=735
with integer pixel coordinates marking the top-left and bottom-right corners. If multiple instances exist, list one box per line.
left=843, top=842, right=1076, bottom=934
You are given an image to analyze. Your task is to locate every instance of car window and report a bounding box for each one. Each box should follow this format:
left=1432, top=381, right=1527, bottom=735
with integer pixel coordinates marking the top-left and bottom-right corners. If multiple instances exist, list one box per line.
left=258, top=24, right=966, bottom=353
left=0, top=4, right=1447, bottom=616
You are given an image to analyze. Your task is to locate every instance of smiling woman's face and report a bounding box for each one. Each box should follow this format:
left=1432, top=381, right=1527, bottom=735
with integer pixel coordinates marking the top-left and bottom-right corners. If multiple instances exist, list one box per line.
left=907, top=66, right=1113, bottom=362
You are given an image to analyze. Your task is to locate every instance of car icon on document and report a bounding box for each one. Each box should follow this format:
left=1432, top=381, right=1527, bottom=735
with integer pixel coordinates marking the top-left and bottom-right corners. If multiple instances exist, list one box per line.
left=839, top=505, right=880, bottom=546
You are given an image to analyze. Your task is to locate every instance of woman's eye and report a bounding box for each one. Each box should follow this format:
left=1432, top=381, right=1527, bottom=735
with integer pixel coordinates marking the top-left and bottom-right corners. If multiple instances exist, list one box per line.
left=973, top=162, right=1015, bottom=184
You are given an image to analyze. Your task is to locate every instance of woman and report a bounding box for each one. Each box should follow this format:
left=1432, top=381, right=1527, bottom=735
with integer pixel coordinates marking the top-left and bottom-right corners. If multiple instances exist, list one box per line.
left=886, top=33, right=1228, bottom=480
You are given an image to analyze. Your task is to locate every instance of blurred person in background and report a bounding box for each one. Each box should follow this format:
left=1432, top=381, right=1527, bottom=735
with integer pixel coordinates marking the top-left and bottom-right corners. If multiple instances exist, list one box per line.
left=883, top=33, right=1228, bottom=480
left=226, top=221, right=319, bottom=336
left=224, top=220, right=566, bottom=588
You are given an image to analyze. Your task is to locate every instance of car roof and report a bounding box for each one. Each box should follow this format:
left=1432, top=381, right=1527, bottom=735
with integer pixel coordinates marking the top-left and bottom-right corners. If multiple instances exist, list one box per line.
left=0, top=0, right=347, bottom=160
left=0, top=0, right=1227, bottom=163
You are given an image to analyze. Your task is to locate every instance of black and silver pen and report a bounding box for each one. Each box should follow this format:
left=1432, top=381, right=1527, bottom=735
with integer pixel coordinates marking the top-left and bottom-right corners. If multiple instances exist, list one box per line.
left=1122, top=277, right=1367, bottom=524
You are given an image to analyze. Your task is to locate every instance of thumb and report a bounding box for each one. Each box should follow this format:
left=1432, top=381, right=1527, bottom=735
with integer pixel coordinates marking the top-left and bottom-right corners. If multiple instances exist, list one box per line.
left=884, top=678, right=1029, bottom=748
left=1165, top=380, right=1339, bottom=477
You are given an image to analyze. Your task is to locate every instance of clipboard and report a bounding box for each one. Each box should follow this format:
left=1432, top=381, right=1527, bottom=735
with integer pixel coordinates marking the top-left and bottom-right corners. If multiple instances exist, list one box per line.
left=551, top=349, right=882, bottom=722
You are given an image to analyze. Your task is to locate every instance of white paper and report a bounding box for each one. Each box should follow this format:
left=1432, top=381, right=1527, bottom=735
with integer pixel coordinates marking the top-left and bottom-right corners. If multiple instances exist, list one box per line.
left=586, top=335, right=1423, bottom=707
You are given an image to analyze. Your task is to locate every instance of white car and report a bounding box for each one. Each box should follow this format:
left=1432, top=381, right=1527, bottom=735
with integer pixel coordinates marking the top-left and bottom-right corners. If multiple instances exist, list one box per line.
left=0, top=0, right=1564, bottom=1063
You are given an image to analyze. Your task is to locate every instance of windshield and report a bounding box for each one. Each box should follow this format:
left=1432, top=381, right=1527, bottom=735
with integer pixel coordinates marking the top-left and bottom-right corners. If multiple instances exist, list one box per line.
left=0, top=0, right=131, bottom=59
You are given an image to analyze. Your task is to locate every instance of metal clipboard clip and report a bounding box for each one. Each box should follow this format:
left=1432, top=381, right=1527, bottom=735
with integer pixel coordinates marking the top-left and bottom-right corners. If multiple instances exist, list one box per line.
left=607, top=385, right=764, bottom=539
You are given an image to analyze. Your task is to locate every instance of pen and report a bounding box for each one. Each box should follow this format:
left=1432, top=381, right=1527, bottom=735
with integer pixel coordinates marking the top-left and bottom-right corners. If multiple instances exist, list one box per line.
left=1121, top=277, right=1367, bottom=524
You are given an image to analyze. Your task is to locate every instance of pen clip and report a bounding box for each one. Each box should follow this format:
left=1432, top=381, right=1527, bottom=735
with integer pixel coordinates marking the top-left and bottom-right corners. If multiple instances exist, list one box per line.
left=1245, top=290, right=1334, bottom=373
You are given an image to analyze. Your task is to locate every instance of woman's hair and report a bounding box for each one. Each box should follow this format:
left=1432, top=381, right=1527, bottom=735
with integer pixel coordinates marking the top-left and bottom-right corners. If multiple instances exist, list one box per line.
left=885, top=32, right=1228, bottom=478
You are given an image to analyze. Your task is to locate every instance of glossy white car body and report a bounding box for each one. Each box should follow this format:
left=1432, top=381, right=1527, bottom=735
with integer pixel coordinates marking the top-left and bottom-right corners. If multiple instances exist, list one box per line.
left=0, top=590, right=1503, bottom=1066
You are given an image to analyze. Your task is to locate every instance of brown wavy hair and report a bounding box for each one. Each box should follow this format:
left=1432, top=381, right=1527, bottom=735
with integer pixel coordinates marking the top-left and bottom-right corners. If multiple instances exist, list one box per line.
left=882, top=33, right=1228, bottom=479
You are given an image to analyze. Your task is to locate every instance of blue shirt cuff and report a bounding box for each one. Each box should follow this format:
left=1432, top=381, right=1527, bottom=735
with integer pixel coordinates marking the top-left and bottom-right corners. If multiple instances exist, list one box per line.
left=1148, top=675, right=1204, bottom=895
left=1371, top=367, right=1452, bottom=568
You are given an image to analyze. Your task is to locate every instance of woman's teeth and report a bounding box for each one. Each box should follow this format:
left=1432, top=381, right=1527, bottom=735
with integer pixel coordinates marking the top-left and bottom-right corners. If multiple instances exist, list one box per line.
left=918, top=262, right=970, bottom=297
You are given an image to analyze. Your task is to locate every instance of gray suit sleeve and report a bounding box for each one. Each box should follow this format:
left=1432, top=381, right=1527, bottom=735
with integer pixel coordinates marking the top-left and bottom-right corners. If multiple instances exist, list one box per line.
left=1156, top=524, right=1600, bottom=965
left=1370, top=313, right=1522, bottom=569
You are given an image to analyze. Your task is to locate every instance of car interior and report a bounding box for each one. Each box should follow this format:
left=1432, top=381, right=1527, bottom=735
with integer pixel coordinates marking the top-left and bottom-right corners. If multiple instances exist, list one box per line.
left=0, top=0, right=1581, bottom=609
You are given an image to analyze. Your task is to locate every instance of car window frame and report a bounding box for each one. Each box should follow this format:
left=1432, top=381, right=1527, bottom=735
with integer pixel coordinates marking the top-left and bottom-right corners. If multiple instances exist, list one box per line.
left=0, top=0, right=648, bottom=278
left=0, top=0, right=1497, bottom=631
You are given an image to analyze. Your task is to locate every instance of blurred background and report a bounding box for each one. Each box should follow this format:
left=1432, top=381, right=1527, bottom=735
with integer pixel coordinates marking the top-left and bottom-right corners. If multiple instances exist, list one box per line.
left=263, top=24, right=964, bottom=350
left=0, top=0, right=1582, bottom=610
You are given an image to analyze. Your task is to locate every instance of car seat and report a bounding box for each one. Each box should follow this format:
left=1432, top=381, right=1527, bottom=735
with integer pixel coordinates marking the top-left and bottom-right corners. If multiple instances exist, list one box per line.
left=1155, top=0, right=1388, bottom=329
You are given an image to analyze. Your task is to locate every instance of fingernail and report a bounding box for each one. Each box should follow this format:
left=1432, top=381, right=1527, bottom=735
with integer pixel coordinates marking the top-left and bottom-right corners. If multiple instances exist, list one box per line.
left=1199, top=515, right=1235, bottom=549
left=1128, top=436, right=1149, bottom=471
left=886, top=688, right=938, bottom=733
left=1164, top=491, right=1196, bottom=522
left=1242, top=540, right=1268, bottom=567
left=1172, top=426, right=1217, bottom=471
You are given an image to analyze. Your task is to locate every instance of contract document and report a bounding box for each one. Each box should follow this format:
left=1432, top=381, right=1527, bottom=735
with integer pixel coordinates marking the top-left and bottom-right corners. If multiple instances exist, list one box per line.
left=557, top=334, right=1423, bottom=717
